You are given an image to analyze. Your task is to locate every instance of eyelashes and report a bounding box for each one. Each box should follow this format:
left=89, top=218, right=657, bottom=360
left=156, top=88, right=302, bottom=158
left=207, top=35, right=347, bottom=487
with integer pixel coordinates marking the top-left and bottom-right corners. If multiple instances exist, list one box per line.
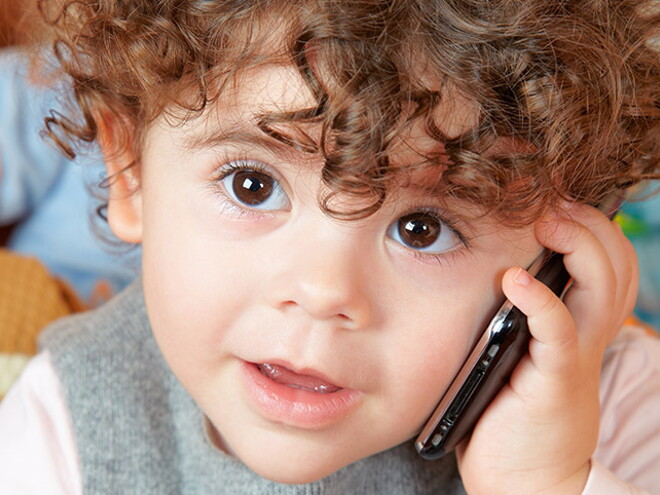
left=211, top=159, right=471, bottom=262
left=385, top=208, right=466, bottom=257
left=216, top=160, right=291, bottom=212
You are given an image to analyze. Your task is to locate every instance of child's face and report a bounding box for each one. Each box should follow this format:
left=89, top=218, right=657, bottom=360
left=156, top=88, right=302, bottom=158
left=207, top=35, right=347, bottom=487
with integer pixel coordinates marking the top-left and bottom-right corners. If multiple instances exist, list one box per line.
left=120, top=63, right=543, bottom=483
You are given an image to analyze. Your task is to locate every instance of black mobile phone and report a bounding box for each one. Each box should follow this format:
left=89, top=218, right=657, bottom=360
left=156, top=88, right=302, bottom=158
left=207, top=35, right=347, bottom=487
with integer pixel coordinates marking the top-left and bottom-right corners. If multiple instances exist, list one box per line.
left=415, top=193, right=625, bottom=460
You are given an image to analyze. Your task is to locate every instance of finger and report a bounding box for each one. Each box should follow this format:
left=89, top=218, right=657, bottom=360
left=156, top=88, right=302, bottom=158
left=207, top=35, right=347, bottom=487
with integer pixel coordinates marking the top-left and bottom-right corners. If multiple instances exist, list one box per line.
left=598, top=220, right=639, bottom=328
left=554, top=205, right=638, bottom=330
left=502, top=266, right=578, bottom=379
left=534, top=211, right=620, bottom=349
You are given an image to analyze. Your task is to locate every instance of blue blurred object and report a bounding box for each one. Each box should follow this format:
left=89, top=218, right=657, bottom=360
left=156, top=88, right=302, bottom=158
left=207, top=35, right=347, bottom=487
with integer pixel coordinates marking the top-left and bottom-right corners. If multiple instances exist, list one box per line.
left=620, top=190, right=660, bottom=331
left=0, top=47, right=139, bottom=304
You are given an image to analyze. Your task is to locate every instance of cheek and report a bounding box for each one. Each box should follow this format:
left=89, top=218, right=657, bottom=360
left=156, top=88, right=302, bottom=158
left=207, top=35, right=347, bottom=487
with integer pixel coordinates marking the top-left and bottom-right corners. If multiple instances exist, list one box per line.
left=139, top=190, right=251, bottom=379
left=373, top=290, right=495, bottom=443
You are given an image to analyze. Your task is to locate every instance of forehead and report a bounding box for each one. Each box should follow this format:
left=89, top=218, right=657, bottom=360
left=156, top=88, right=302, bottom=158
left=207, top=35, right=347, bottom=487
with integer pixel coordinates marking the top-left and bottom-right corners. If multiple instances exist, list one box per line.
left=206, top=64, right=316, bottom=135
left=172, top=63, right=319, bottom=172
left=182, top=62, right=479, bottom=164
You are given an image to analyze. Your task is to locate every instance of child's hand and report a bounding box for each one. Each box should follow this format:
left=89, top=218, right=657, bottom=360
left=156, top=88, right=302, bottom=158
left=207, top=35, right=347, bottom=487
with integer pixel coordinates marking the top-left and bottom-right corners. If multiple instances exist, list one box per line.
left=456, top=203, right=639, bottom=495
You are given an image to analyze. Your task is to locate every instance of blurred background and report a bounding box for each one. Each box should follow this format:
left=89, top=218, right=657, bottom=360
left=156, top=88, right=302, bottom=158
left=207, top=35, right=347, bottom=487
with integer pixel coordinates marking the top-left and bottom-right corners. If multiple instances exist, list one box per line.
left=0, top=1, right=26, bottom=246
left=0, top=1, right=37, bottom=47
left=0, top=0, right=141, bottom=400
left=1, top=0, right=36, bottom=246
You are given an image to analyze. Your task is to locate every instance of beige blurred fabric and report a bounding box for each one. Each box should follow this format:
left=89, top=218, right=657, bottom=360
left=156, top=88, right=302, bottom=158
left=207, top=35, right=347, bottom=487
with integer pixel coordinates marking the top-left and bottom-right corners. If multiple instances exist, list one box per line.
left=0, top=249, right=85, bottom=398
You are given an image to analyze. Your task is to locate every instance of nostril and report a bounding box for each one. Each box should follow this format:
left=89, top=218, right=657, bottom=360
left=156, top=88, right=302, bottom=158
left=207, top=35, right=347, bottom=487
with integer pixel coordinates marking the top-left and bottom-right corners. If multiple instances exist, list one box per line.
left=280, top=300, right=297, bottom=310
left=277, top=299, right=352, bottom=323
left=269, top=271, right=371, bottom=328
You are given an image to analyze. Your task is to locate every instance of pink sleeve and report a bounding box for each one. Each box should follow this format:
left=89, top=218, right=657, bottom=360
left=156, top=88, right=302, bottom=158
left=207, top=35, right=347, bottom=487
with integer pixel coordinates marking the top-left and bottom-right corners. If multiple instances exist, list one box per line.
left=0, top=351, right=82, bottom=495
left=583, top=460, right=650, bottom=495
left=582, top=324, right=660, bottom=495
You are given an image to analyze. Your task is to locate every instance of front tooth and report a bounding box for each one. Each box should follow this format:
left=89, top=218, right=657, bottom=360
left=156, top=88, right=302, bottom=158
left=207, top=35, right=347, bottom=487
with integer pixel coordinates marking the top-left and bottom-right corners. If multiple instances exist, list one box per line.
left=259, top=363, right=281, bottom=378
left=257, top=363, right=340, bottom=393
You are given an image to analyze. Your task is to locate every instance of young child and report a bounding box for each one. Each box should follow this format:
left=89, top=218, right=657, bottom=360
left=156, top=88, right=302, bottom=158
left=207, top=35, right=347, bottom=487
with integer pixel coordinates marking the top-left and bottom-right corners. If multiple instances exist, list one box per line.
left=0, top=0, right=658, bottom=494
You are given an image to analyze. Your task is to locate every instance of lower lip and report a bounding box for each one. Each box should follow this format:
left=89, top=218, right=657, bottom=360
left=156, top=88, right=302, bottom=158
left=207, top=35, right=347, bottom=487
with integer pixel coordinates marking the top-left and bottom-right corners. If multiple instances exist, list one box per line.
left=239, top=361, right=362, bottom=429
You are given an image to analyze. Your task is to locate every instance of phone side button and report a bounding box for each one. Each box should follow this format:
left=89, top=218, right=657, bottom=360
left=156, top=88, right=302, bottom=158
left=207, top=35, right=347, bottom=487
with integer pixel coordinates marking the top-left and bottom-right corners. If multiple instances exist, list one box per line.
left=431, top=420, right=452, bottom=447
left=478, top=343, right=500, bottom=371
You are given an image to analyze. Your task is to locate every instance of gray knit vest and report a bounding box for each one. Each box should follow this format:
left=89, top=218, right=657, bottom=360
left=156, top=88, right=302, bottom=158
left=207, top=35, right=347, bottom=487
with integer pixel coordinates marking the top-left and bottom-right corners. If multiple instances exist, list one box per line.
left=40, top=279, right=466, bottom=495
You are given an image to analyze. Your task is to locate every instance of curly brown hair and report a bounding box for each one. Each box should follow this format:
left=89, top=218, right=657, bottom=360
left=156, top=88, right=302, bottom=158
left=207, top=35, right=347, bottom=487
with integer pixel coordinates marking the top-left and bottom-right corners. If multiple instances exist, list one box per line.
left=37, top=0, right=660, bottom=223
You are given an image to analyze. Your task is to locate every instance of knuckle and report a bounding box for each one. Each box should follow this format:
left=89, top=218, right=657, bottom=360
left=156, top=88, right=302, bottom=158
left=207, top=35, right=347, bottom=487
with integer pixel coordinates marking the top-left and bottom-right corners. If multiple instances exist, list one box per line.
left=537, top=217, right=583, bottom=253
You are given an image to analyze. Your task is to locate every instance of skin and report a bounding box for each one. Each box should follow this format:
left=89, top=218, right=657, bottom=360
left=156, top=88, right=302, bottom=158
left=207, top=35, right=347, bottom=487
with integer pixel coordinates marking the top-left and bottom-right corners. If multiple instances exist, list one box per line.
left=100, top=63, right=638, bottom=493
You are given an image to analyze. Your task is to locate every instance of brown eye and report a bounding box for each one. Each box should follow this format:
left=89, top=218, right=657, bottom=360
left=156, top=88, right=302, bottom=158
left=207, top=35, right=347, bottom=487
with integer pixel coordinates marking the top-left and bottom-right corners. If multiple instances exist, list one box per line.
left=387, top=210, right=462, bottom=255
left=220, top=165, right=290, bottom=211
left=232, top=170, right=274, bottom=205
left=398, top=212, right=441, bottom=248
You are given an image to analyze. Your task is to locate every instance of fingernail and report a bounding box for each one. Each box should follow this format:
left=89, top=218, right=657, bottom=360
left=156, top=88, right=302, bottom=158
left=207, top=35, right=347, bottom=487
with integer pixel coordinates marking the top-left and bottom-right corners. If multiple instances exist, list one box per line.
left=513, top=267, right=533, bottom=286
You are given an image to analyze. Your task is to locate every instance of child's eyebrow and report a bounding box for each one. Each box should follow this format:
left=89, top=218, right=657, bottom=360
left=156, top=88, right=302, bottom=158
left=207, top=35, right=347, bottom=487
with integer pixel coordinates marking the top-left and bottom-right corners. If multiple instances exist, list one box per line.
left=184, top=121, right=316, bottom=164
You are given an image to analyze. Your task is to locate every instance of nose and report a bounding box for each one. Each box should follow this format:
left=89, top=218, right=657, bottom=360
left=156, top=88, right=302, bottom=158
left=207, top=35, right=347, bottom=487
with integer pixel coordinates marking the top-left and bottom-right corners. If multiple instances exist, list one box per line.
left=266, top=220, right=374, bottom=330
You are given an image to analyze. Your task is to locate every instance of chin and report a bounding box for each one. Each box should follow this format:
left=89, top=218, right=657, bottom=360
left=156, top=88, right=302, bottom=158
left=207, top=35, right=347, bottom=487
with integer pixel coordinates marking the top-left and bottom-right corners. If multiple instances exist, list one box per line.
left=258, top=467, right=335, bottom=485
left=244, top=455, right=348, bottom=485
left=231, top=434, right=363, bottom=485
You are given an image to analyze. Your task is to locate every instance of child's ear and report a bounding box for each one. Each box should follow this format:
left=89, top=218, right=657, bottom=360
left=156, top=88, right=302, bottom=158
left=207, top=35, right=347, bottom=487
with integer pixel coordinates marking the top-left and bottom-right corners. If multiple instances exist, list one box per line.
left=96, top=113, right=143, bottom=244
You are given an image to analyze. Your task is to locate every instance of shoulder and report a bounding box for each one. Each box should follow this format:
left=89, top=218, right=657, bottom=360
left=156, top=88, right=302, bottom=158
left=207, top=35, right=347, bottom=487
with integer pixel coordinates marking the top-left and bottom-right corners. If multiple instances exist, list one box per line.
left=33, top=280, right=188, bottom=492
left=37, top=277, right=173, bottom=429
left=37, top=277, right=169, bottom=404
left=39, top=277, right=150, bottom=359
left=0, top=351, right=82, bottom=495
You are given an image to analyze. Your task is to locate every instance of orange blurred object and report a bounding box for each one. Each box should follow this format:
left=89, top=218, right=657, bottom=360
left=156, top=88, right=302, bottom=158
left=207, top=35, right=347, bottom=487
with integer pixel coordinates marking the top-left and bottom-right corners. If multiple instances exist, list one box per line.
left=0, top=0, right=40, bottom=47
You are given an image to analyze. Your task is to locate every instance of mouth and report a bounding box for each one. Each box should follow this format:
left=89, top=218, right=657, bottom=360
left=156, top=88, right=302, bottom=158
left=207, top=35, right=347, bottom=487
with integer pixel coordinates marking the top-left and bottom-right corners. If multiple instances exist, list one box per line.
left=257, top=363, right=342, bottom=394
left=240, top=360, right=361, bottom=429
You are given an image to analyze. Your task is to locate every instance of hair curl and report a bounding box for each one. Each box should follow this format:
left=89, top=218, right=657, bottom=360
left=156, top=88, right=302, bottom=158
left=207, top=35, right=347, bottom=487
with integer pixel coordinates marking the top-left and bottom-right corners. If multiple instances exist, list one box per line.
left=37, top=0, right=660, bottom=224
